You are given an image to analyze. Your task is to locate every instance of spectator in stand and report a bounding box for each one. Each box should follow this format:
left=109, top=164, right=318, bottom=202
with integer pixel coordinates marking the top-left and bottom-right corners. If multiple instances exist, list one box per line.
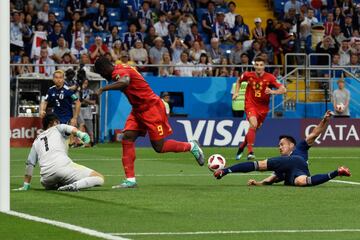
left=24, top=1, right=37, bottom=22
left=129, top=39, right=149, bottom=70
left=224, top=2, right=237, bottom=29
left=215, top=57, right=232, bottom=77
left=333, top=78, right=350, bottom=117
left=284, top=0, right=302, bottom=15
left=195, top=53, right=213, bottom=77
left=298, top=22, right=313, bottom=54
left=48, top=22, right=64, bottom=48
left=35, top=48, right=55, bottom=76
left=67, top=19, right=85, bottom=49
left=123, top=23, right=143, bottom=50
left=163, top=23, right=178, bottom=49
left=184, top=24, right=203, bottom=48
left=229, top=41, right=244, bottom=65
left=171, top=37, right=188, bottom=63
left=52, top=35, right=72, bottom=63
left=89, top=36, right=110, bottom=63
left=346, top=54, right=360, bottom=77
left=234, top=52, right=251, bottom=76
left=342, top=14, right=354, bottom=38
left=181, top=0, right=195, bottom=14
left=246, top=40, right=263, bottom=62
left=339, top=0, right=354, bottom=16
left=315, top=35, right=339, bottom=74
left=202, top=1, right=216, bottom=38
left=319, top=7, right=329, bottom=24
left=32, top=0, right=46, bottom=12
left=334, top=7, right=345, bottom=26
left=92, top=4, right=109, bottom=33
left=324, top=13, right=335, bottom=36
left=207, top=37, right=224, bottom=64
left=154, top=11, right=170, bottom=37
left=174, top=51, right=197, bottom=77
left=71, top=37, right=88, bottom=62
left=16, top=55, right=34, bottom=75
left=232, top=15, right=250, bottom=43
left=160, top=0, right=181, bottom=22
left=115, top=51, right=136, bottom=66
left=34, top=40, right=54, bottom=60
left=106, top=26, right=121, bottom=48
left=353, top=4, right=360, bottom=31
left=328, top=53, right=343, bottom=78
left=46, top=12, right=57, bottom=33
left=252, top=17, right=266, bottom=47
left=339, top=39, right=352, bottom=65
left=177, top=13, right=196, bottom=40
left=66, top=0, right=87, bottom=20
left=144, top=26, right=158, bottom=51
left=58, top=52, right=75, bottom=72
left=10, top=10, right=31, bottom=56
left=284, top=8, right=299, bottom=33
left=37, top=2, right=49, bottom=23
left=189, top=41, right=206, bottom=63
left=159, top=52, right=174, bottom=77
left=213, top=12, right=233, bottom=43
left=126, top=0, right=144, bottom=19
left=149, top=36, right=169, bottom=65
left=138, top=1, right=153, bottom=33
left=109, top=39, right=124, bottom=61
left=332, top=23, right=346, bottom=44
left=302, top=8, right=319, bottom=26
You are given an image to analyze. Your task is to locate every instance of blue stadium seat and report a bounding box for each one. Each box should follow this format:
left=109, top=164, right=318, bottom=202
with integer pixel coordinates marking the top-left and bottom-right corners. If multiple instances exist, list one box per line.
left=87, top=7, right=99, bottom=15
left=273, top=0, right=285, bottom=14
left=196, top=8, right=208, bottom=20
left=107, top=8, right=121, bottom=22
left=62, top=20, right=70, bottom=30
left=110, top=21, right=127, bottom=32
left=51, top=7, right=65, bottom=21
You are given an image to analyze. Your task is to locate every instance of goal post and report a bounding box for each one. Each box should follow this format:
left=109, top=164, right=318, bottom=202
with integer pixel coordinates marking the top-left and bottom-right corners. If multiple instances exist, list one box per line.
left=0, top=0, right=10, bottom=212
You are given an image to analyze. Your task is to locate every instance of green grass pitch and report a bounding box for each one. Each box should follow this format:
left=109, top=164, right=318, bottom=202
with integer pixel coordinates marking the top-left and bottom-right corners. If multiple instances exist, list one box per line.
left=5, top=144, right=360, bottom=240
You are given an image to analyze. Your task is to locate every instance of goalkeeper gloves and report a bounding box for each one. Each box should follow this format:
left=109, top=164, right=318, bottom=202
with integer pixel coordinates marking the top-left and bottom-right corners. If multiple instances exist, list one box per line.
left=76, top=131, right=90, bottom=144
left=14, top=182, right=30, bottom=191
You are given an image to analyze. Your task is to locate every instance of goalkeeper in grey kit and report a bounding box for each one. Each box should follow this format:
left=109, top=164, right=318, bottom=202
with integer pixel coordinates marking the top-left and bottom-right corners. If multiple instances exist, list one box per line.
left=15, top=113, right=104, bottom=191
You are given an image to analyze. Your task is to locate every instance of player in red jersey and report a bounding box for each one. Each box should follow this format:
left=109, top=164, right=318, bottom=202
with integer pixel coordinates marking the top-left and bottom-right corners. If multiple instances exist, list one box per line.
left=233, top=56, right=287, bottom=161
left=94, top=56, right=204, bottom=188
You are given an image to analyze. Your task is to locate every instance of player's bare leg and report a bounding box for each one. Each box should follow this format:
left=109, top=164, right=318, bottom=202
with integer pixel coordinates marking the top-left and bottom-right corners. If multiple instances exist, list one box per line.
left=151, top=139, right=205, bottom=166
left=113, top=130, right=140, bottom=189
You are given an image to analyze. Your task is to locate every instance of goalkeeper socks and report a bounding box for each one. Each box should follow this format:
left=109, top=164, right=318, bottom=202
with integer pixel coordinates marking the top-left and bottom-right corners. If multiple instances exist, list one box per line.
left=246, top=127, right=256, bottom=153
left=122, top=140, right=136, bottom=179
left=306, top=171, right=338, bottom=186
left=160, top=140, right=191, bottom=153
left=73, top=176, right=104, bottom=190
left=224, top=161, right=258, bottom=174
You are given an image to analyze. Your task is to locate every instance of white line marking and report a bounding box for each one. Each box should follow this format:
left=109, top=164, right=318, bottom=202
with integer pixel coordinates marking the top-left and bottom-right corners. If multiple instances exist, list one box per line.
left=10, top=156, right=360, bottom=162
left=6, top=211, right=130, bottom=240
left=330, top=180, right=360, bottom=185
left=110, top=229, right=360, bottom=236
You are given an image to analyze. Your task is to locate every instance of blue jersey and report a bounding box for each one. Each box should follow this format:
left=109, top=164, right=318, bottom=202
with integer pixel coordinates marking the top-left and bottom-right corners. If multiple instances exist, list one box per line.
left=45, top=85, right=78, bottom=124
left=268, top=140, right=311, bottom=185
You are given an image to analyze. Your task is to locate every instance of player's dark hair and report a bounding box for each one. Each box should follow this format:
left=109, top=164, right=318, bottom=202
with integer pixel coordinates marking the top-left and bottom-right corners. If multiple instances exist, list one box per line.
left=253, top=56, right=265, bottom=63
left=94, top=56, right=114, bottom=81
left=279, top=135, right=296, bottom=145
left=42, top=113, right=60, bottom=130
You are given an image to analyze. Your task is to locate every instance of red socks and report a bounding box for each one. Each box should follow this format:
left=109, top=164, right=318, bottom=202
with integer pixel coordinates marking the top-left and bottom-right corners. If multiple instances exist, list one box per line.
left=160, top=140, right=191, bottom=153
left=122, top=140, right=136, bottom=178
left=246, top=127, right=257, bottom=153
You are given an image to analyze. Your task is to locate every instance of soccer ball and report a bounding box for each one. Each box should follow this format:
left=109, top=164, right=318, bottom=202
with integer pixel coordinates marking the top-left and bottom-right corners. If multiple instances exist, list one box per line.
left=336, top=103, right=345, bottom=112
left=207, top=154, right=226, bottom=172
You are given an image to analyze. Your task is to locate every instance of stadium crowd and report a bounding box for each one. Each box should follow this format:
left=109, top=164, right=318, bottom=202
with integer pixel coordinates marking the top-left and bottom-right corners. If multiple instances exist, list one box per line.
left=9, top=0, right=360, bottom=78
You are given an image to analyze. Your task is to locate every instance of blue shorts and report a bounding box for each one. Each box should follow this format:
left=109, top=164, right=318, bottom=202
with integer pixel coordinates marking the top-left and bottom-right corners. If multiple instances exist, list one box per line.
left=267, top=156, right=310, bottom=185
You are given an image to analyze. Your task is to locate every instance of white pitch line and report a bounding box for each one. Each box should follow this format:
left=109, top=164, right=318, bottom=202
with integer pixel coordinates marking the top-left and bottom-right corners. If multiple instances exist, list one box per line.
left=6, top=211, right=130, bottom=240
left=110, top=229, right=360, bottom=236
left=10, top=156, right=360, bottom=162
left=330, top=180, right=360, bottom=185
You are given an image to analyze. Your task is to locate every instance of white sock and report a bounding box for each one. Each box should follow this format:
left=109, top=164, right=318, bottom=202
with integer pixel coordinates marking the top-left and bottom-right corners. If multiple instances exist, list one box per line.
left=73, top=176, right=104, bottom=190
left=126, top=177, right=136, bottom=182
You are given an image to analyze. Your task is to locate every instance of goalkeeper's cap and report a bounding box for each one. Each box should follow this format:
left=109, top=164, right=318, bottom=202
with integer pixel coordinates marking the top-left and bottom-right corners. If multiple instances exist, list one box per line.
left=42, top=113, right=60, bottom=130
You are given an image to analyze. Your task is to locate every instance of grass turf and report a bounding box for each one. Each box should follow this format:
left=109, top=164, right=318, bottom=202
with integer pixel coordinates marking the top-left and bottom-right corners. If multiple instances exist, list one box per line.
left=7, top=144, right=360, bottom=240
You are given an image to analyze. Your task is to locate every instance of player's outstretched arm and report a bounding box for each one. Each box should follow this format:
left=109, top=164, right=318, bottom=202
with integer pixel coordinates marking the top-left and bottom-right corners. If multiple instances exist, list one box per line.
left=14, top=147, right=37, bottom=191
left=248, top=175, right=279, bottom=186
left=306, top=110, right=333, bottom=146
left=265, top=85, right=287, bottom=95
left=96, top=77, right=130, bottom=96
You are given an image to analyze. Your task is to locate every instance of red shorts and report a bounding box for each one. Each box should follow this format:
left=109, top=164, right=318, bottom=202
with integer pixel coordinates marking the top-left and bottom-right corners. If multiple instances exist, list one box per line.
left=123, top=99, right=173, bottom=141
left=245, top=107, right=269, bottom=128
